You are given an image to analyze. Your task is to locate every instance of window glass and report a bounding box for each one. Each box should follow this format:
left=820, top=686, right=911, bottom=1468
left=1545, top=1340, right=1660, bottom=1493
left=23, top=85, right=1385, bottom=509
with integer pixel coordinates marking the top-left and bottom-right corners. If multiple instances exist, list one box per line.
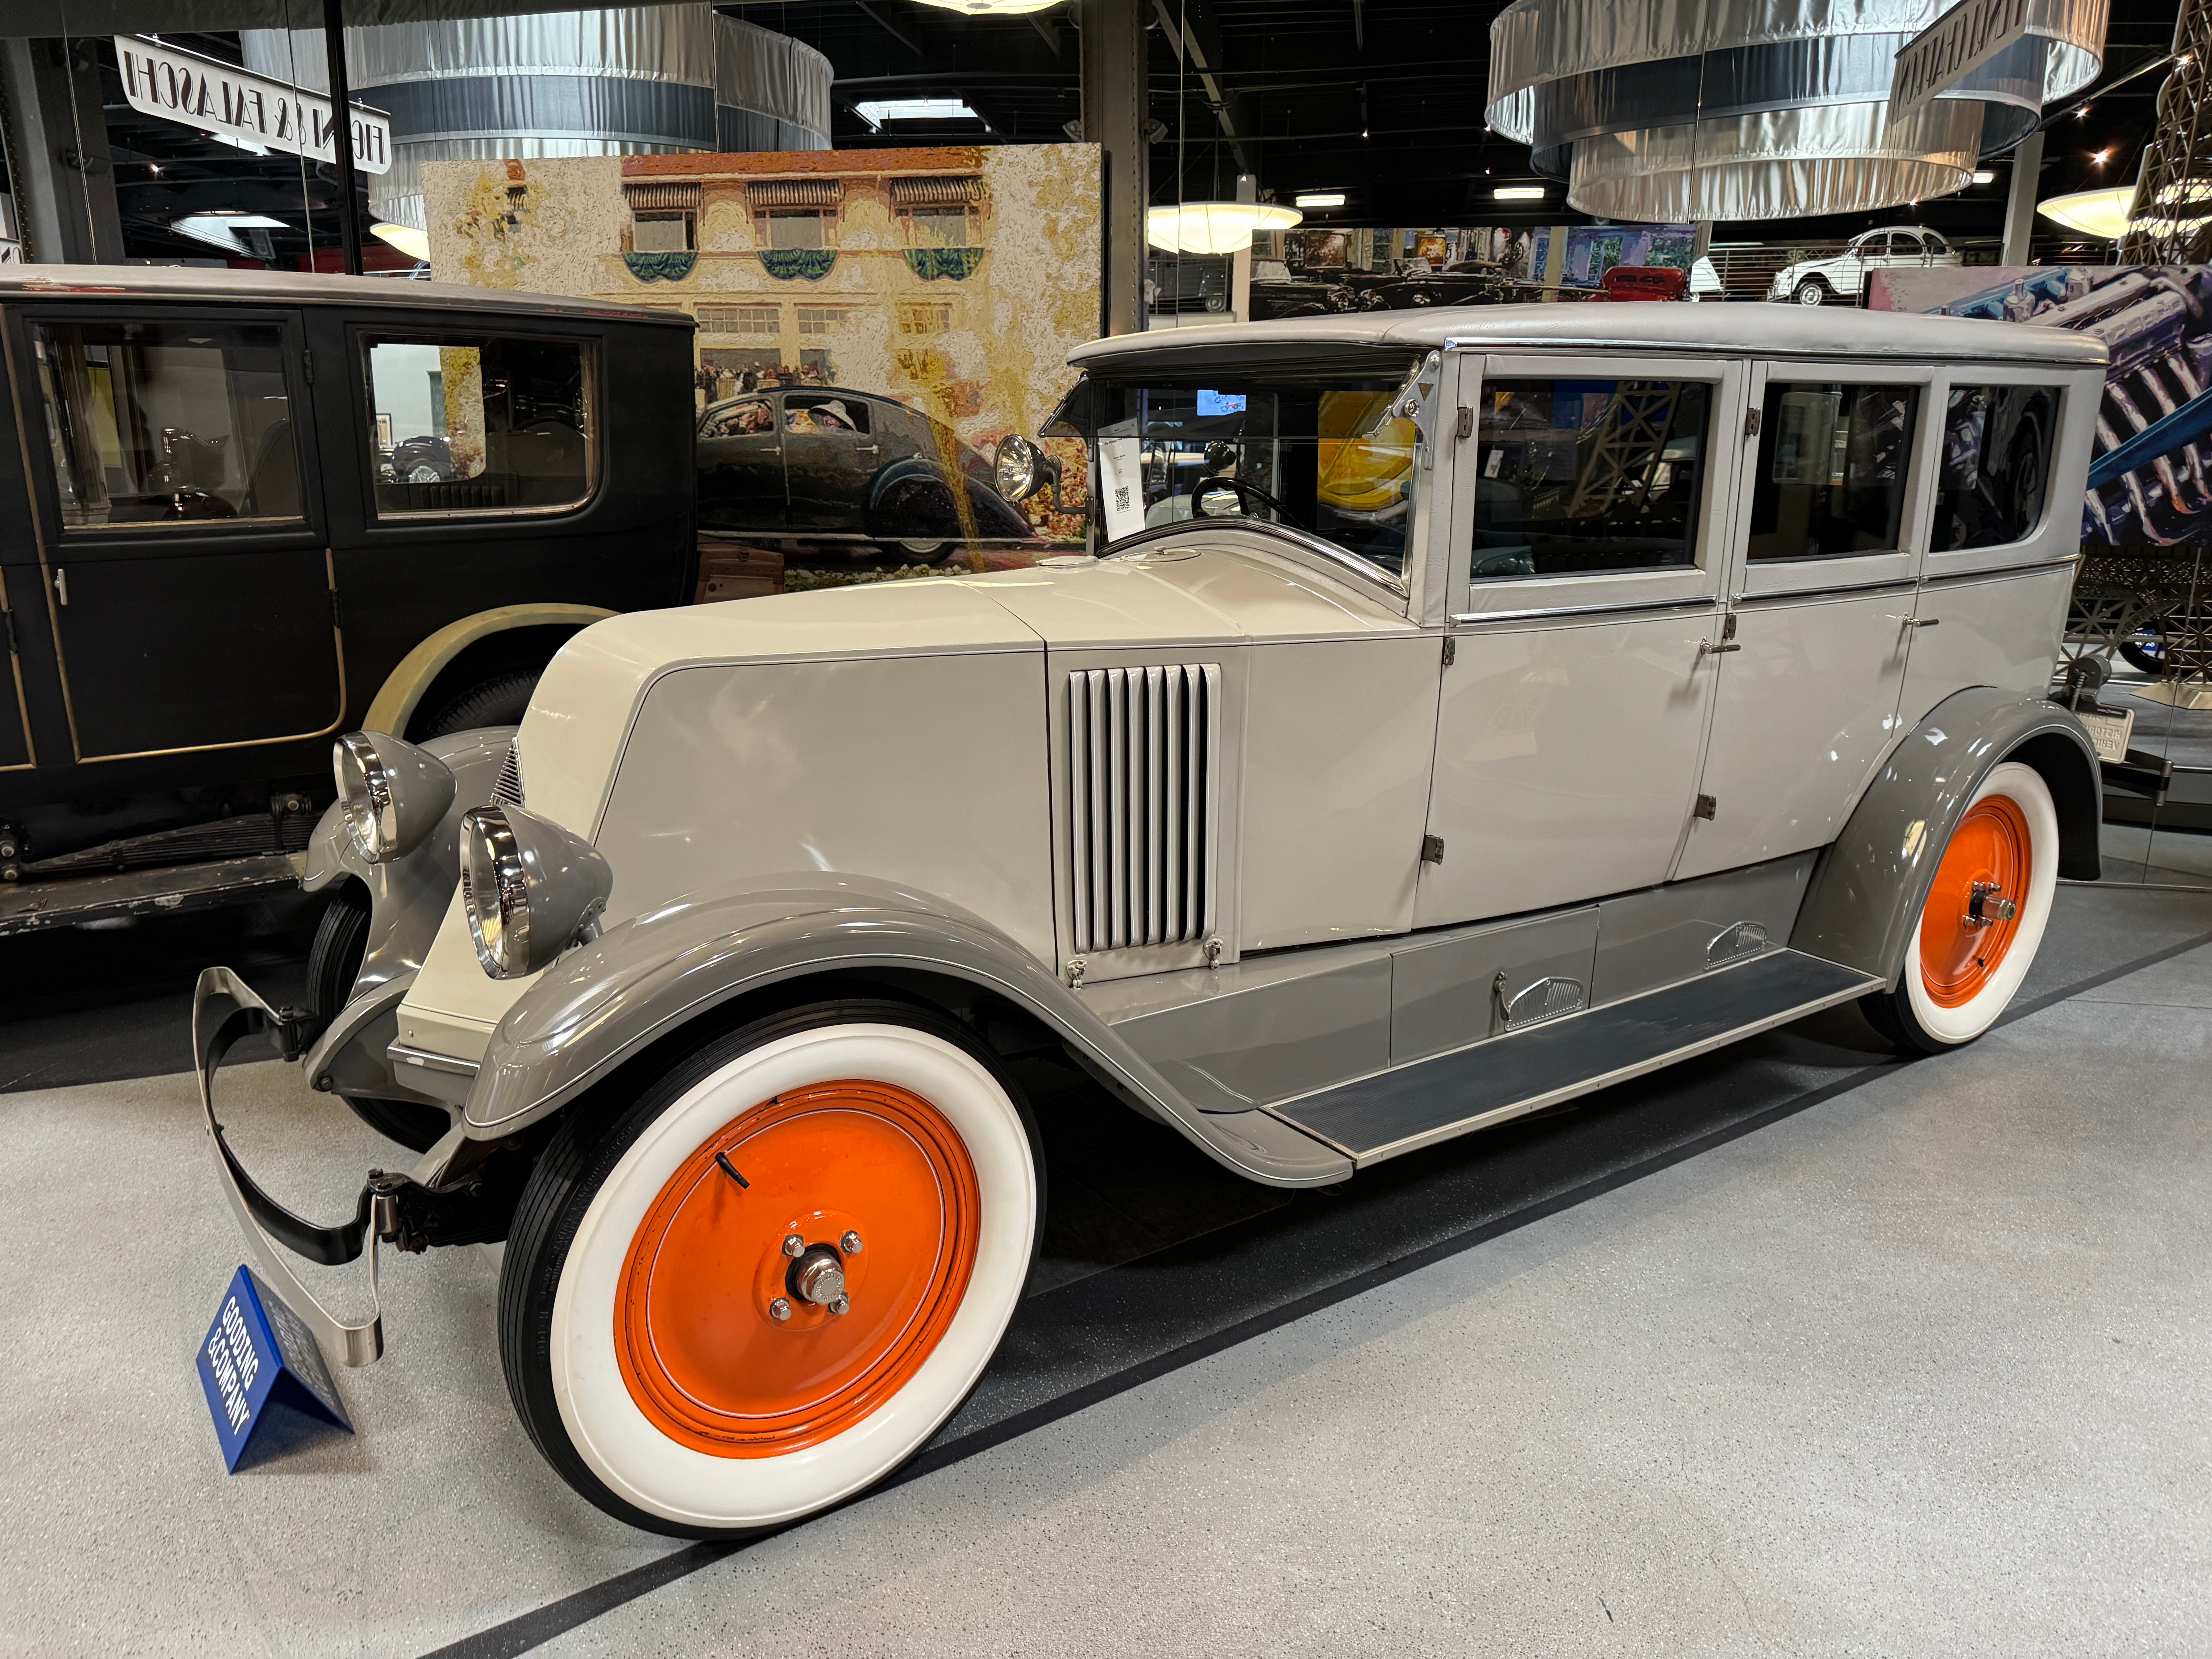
left=703, top=397, right=775, bottom=438
left=32, top=319, right=300, bottom=527
left=1080, top=362, right=1425, bottom=575
left=1930, top=384, right=2057, bottom=551
left=785, top=393, right=868, bottom=434
left=908, top=206, right=970, bottom=247
left=1468, top=378, right=1711, bottom=580
left=366, top=335, right=593, bottom=515
left=1747, top=381, right=1918, bottom=560
left=766, top=210, right=826, bottom=250
left=632, top=210, right=693, bottom=253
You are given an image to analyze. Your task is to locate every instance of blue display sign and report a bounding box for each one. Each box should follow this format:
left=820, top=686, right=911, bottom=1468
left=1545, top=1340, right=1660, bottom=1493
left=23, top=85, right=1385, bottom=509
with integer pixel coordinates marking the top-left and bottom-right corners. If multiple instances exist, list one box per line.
left=196, top=1266, right=352, bottom=1472
left=1196, top=390, right=1246, bottom=416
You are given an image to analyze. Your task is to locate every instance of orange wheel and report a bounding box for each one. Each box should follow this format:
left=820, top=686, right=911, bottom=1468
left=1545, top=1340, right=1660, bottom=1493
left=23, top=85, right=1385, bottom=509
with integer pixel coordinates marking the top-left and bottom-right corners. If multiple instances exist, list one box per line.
left=503, top=1005, right=1039, bottom=1537
left=1916, top=792, right=2032, bottom=1008
left=614, top=1081, right=981, bottom=1457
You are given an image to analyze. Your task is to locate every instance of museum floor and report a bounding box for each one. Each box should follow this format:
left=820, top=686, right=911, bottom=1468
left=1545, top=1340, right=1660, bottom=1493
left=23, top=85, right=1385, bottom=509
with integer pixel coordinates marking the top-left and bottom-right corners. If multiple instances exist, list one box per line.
left=2, top=845, right=2207, bottom=1657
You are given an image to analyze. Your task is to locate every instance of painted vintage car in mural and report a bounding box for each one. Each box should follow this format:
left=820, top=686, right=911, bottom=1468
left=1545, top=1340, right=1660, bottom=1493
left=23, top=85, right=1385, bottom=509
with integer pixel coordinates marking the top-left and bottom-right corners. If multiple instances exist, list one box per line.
left=198, top=303, right=2104, bottom=1541
left=696, top=385, right=1038, bottom=557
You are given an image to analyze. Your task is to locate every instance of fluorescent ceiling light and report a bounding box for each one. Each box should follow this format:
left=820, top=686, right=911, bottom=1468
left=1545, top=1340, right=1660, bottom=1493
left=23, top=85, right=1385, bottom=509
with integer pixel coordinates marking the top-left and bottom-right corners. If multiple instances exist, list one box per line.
left=1492, top=185, right=1546, bottom=201
left=1146, top=201, right=1302, bottom=254
left=372, top=221, right=430, bottom=262
left=2037, top=185, right=2133, bottom=240
left=172, top=214, right=286, bottom=253
left=854, top=98, right=983, bottom=129
left=1972, top=169, right=1996, bottom=183
left=1295, top=192, right=1346, bottom=209
left=911, top=0, right=1059, bottom=12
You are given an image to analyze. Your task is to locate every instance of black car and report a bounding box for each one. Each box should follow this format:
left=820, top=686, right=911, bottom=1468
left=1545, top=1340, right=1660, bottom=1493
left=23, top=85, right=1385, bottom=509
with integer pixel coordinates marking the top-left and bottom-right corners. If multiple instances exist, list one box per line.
left=696, top=385, right=1036, bottom=559
left=0, top=266, right=696, bottom=931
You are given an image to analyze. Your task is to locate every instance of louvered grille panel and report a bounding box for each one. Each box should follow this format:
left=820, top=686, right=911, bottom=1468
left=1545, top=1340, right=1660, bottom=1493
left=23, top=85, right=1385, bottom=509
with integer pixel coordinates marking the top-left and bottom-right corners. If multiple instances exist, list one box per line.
left=1067, top=665, right=1219, bottom=956
left=492, top=737, right=524, bottom=808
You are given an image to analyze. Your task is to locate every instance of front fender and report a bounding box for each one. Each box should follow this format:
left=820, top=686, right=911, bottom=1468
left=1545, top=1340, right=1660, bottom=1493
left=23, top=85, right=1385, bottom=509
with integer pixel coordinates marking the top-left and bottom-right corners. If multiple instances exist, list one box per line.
left=297, top=726, right=517, bottom=1095
left=1791, top=687, right=2100, bottom=987
left=464, top=876, right=1352, bottom=1188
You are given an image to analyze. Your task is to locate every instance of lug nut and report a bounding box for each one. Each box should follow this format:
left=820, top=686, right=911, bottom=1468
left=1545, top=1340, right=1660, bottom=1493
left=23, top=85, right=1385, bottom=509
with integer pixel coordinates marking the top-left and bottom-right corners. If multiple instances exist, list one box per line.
left=769, top=1297, right=792, bottom=1321
left=829, top=1294, right=850, bottom=1316
left=782, top=1234, right=805, bottom=1257
left=840, top=1230, right=864, bottom=1255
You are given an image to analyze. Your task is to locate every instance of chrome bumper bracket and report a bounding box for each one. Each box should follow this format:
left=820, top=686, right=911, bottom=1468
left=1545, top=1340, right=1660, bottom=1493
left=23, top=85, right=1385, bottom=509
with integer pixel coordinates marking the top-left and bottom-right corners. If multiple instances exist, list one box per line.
left=192, top=966, right=393, bottom=1368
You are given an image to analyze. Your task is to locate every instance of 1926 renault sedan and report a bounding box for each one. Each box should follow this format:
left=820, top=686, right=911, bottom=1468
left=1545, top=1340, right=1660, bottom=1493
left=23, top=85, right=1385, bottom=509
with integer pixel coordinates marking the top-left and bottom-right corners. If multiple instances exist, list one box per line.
left=198, top=303, right=2106, bottom=1537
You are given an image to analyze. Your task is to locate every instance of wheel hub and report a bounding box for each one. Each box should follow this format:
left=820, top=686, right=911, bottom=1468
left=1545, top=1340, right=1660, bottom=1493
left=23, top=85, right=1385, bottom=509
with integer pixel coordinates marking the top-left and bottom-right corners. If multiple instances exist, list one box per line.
left=788, top=1243, right=850, bottom=1310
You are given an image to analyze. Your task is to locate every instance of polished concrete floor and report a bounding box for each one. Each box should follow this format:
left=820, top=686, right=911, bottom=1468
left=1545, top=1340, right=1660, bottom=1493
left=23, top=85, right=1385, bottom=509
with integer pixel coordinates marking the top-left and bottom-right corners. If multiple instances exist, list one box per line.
left=0, top=873, right=2207, bottom=1657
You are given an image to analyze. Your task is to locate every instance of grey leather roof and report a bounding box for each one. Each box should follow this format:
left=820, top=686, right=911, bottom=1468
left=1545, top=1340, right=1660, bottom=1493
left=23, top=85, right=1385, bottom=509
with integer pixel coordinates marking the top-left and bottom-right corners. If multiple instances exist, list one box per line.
left=1070, top=301, right=2107, bottom=369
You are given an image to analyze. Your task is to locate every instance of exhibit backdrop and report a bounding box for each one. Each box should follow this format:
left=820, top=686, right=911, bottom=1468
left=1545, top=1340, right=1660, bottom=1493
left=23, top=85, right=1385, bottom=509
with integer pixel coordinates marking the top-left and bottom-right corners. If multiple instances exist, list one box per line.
left=420, top=145, right=1102, bottom=561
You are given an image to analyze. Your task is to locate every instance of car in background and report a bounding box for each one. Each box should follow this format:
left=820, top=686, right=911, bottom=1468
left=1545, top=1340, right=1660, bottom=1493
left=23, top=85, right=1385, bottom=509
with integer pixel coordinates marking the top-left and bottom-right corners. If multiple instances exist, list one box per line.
left=1146, top=254, right=1231, bottom=316
left=1769, top=226, right=1961, bottom=306
left=696, top=385, right=1037, bottom=560
left=1690, top=256, right=1724, bottom=301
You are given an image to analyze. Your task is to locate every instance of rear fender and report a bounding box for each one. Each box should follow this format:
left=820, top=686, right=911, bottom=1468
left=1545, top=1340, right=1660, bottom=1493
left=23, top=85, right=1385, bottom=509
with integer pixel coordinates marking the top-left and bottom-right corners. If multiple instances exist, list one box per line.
left=463, top=876, right=1352, bottom=1188
left=1791, top=687, right=2100, bottom=988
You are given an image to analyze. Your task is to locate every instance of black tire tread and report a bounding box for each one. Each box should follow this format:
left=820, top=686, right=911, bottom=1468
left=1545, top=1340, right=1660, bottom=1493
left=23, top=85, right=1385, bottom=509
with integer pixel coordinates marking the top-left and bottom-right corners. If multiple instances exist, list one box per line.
left=415, top=669, right=539, bottom=740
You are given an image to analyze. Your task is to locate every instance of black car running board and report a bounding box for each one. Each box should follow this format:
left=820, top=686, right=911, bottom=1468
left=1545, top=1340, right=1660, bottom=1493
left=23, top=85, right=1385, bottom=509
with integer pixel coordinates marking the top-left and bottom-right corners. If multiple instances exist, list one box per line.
left=1269, top=949, right=1883, bottom=1167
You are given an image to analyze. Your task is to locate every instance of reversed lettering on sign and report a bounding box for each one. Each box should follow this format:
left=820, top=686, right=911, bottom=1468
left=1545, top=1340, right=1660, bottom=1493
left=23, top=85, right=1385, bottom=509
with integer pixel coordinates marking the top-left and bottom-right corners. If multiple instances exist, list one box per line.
left=1889, top=0, right=2033, bottom=125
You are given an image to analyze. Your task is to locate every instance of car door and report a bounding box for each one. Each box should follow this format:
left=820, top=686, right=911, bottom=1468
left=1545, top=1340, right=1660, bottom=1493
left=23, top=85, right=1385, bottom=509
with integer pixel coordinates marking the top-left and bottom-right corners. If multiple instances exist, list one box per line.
left=9, top=302, right=341, bottom=761
left=1419, top=351, right=1745, bottom=929
left=696, top=394, right=785, bottom=533
left=783, top=391, right=878, bottom=532
left=1673, top=361, right=1934, bottom=881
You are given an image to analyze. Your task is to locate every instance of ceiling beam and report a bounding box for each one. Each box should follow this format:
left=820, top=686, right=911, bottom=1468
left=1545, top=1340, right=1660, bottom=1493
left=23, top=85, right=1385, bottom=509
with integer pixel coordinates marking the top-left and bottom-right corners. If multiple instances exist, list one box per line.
left=1151, top=0, right=1252, bottom=175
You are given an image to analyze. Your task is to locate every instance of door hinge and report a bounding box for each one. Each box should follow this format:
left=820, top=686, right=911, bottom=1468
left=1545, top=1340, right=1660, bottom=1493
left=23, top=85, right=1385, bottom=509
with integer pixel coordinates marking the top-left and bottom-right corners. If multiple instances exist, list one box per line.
left=1744, top=407, right=1762, bottom=437
left=1420, top=833, right=1445, bottom=865
left=1693, top=794, right=1718, bottom=821
left=1455, top=405, right=1473, bottom=440
left=1441, top=635, right=1456, bottom=667
left=2, top=607, right=16, bottom=656
left=302, top=347, right=314, bottom=385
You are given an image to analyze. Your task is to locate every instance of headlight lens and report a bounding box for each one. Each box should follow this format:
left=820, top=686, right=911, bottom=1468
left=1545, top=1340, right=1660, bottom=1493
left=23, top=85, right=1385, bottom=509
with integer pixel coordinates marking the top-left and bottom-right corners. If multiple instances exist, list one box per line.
left=994, top=433, right=1042, bottom=503
left=459, top=803, right=613, bottom=979
left=333, top=731, right=455, bottom=864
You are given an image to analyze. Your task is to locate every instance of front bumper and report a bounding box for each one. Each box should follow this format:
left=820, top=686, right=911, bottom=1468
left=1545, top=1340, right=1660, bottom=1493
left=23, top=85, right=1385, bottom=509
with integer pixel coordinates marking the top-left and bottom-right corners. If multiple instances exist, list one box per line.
left=193, top=967, right=400, bottom=1367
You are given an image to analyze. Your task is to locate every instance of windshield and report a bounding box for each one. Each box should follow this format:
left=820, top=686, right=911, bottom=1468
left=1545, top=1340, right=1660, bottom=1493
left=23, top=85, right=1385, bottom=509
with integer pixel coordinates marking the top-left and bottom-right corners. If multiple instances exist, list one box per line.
left=1075, top=356, right=1431, bottom=576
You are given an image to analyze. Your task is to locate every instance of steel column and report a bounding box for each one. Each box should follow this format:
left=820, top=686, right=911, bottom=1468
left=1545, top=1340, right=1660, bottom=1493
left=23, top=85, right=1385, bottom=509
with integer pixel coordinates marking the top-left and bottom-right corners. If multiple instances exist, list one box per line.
left=1082, top=0, right=1147, bottom=336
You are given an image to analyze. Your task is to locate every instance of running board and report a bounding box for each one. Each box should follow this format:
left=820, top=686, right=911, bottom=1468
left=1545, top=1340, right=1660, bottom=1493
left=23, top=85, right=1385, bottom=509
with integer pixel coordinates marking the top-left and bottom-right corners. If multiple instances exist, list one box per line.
left=1269, top=949, right=1882, bottom=1167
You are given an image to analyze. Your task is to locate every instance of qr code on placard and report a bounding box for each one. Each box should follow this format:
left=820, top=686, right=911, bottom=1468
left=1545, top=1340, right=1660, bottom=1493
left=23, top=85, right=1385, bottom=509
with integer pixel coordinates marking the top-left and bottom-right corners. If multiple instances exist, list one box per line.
left=1114, top=486, right=1131, bottom=512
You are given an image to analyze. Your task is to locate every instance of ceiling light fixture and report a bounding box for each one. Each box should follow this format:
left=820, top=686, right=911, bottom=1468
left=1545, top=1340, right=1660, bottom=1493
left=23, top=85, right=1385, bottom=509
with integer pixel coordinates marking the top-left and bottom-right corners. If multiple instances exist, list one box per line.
left=2037, top=185, right=2133, bottom=240
left=372, top=222, right=431, bottom=262
left=1145, top=200, right=1302, bottom=255
left=1972, top=170, right=1996, bottom=183
left=2092, top=148, right=2113, bottom=165
left=1295, top=192, right=1346, bottom=209
left=853, top=98, right=985, bottom=130
left=1492, top=185, right=1546, bottom=201
left=910, top=0, right=1060, bottom=13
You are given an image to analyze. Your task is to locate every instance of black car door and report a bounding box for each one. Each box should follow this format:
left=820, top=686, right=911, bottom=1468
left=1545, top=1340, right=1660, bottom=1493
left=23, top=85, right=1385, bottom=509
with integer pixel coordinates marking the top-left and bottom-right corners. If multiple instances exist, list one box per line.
left=696, top=393, right=785, bottom=533
left=782, top=392, right=878, bottom=532
left=8, top=303, right=340, bottom=762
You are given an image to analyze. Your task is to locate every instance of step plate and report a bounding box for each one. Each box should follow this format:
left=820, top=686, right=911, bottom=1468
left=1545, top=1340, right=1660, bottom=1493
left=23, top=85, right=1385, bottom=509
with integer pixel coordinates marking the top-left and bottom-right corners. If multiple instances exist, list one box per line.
left=1272, top=949, right=1882, bottom=1166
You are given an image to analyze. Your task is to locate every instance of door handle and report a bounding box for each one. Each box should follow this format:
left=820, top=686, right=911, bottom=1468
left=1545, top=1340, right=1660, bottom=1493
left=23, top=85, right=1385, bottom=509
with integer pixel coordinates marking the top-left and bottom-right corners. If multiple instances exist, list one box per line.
left=855, top=444, right=879, bottom=455
left=53, top=567, right=67, bottom=606
left=1697, top=638, right=1740, bottom=656
left=1902, top=617, right=1939, bottom=629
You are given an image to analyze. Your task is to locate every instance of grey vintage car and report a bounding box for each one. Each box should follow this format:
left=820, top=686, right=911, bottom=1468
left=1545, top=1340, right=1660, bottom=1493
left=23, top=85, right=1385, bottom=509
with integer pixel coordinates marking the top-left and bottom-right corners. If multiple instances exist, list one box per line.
left=199, top=302, right=2104, bottom=1539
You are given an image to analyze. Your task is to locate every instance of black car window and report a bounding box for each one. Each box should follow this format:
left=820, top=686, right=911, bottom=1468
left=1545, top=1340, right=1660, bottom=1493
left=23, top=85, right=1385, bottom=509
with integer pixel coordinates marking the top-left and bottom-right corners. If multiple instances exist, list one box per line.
left=31, top=318, right=301, bottom=528
left=785, top=394, right=869, bottom=435
left=1747, top=382, right=1919, bottom=560
left=1930, top=385, right=2057, bottom=551
left=364, top=334, right=594, bottom=516
left=1467, top=378, right=1711, bottom=580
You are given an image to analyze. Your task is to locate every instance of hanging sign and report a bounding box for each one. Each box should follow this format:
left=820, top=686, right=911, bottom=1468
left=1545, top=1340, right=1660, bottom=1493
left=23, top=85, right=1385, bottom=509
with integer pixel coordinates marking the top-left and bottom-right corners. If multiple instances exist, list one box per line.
left=115, top=36, right=392, bottom=175
left=1889, top=0, right=2035, bottom=125
left=196, top=1266, right=353, bottom=1472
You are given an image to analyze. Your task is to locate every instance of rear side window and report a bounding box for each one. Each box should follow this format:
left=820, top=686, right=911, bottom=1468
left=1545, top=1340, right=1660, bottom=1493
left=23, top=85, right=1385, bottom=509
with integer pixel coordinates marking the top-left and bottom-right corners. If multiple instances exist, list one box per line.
left=31, top=318, right=301, bottom=528
left=784, top=393, right=869, bottom=434
left=1747, top=381, right=1919, bottom=560
left=365, top=335, right=594, bottom=516
left=1468, top=377, right=1711, bottom=579
left=1931, top=384, right=2057, bottom=551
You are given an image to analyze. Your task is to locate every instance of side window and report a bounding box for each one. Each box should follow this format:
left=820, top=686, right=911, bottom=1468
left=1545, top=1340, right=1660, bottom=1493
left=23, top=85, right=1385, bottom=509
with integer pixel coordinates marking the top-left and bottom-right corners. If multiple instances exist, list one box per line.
left=365, top=335, right=594, bottom=515
left=31, top=318, right=301, bottom=527
left=1747, top=381, right=1919, bottom=560
left=784, top=393, right=868, bottom=434
left=703, top=397, right=774, bottom=438
left=1930, top=384, right=2057, bottom=551
left=1468, top=378, right=1711, bottom=580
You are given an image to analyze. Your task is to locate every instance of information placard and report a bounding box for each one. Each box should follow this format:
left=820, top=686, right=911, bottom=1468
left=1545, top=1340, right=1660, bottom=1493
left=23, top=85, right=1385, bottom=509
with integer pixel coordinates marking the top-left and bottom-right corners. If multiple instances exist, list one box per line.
left=196, top=1266, right=352, bottom=1472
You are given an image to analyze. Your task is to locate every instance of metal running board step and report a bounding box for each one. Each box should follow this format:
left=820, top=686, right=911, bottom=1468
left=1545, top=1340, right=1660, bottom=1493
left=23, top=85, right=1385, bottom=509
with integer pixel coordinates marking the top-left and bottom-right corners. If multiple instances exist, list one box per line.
left=1270, top=948, right=1882, bottom=1167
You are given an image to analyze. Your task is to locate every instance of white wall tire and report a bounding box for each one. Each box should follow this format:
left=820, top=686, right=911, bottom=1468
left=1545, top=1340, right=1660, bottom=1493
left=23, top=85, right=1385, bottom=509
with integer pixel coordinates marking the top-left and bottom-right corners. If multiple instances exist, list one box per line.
left=1863, top=761, right=2059, bottom=1053
left=499, top=1003, right=1039, bottom=1536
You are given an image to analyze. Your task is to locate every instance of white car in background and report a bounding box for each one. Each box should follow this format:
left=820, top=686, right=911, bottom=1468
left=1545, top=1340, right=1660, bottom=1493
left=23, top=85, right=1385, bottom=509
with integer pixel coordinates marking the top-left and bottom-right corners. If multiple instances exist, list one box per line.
left=1769, top=226, right=1961, bottom=306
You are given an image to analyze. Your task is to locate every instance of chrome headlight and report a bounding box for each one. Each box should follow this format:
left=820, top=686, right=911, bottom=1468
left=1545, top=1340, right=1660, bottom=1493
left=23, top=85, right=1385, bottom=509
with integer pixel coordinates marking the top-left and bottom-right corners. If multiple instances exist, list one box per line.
left=459, top=803, right=613, bottom=979
left=994, top=433, right=1044, bottom=503
left=333, top=731, right=455, bottom=864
